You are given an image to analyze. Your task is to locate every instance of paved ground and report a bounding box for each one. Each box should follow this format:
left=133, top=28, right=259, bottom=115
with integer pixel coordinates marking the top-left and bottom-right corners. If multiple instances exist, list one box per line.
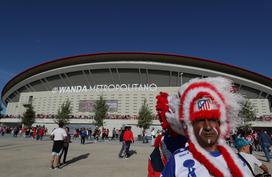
left=0, top=136, right=271, bottom=177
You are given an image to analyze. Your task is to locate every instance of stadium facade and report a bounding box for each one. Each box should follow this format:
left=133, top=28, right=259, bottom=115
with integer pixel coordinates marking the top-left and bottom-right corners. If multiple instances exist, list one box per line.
left=1, top=52, right=272, bottom=134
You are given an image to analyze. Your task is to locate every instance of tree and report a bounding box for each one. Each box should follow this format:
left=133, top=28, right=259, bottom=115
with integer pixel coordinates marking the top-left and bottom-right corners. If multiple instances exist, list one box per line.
left=54, top=100, right=72, bottom=125
left=137, top=99, right=154, bottom=139
left=93, top=96, right=108, bottom=127
left=239, top=99, right=257, bottom=124
left=21, top=104, right=36, bottom=128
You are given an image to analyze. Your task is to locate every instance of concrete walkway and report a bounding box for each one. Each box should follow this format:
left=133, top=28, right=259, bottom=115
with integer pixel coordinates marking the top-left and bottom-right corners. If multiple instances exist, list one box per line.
left=0, top=136, right=271, bottom=177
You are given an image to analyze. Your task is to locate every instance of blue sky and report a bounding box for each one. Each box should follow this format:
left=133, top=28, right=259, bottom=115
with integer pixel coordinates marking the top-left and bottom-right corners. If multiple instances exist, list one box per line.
left=0, top=1, right=271, bottom=110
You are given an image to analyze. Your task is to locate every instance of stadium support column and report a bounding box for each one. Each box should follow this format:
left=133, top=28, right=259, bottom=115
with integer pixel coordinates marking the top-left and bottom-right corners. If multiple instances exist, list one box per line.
left=82, top=70, right=91, bottom=86
left=179, top=72, right=183, bottom=85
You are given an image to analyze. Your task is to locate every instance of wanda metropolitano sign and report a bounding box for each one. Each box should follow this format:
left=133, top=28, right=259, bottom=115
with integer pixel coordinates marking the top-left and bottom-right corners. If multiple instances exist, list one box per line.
left=51, top=83, right=158, bottom=93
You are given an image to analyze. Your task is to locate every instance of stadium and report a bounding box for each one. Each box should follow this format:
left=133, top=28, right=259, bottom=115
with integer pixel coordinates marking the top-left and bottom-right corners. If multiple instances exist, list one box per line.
left=1, top=52, right=272, bottom=134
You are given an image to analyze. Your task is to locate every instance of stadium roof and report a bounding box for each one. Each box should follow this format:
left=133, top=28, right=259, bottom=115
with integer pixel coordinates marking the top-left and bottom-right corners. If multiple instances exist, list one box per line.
left=2, top=52, right=272, bottom=100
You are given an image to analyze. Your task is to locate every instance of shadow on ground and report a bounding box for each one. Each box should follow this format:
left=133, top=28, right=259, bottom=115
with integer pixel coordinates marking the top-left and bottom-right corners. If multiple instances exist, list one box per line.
left=62, top=153, right=90, bottom=167
left=127, top=150, right=137, bottom=158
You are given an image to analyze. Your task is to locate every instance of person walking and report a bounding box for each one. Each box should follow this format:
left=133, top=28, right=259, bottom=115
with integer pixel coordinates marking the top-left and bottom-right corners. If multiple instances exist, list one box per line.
left=118, top=127, right=126, bottom=158
left=151, top=127, right=156, bottom=146
left=123, top=126, right=134, bottom=158
left=234, top=138, right=270, bottom=176
left=49, top=122, right=67, bottom=169
left=38, top=126, right=45, bottom=141
left=59, top=127, right=71, bottom=165
left=259, top=130, right=272, bottom=162
left=80, top=128, right=87, bottom=144
left=112, top=128, right=116, bottom=140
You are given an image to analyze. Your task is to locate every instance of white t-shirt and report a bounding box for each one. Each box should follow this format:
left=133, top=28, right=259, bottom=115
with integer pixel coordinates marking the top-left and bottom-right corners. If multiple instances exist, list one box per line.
left=51, top=128, right=67, bottom=141
left=239, top=152, right=262, bottom=173
left=161, top=148, right=253, bottom=177
left=151, top=130, right=156, bottom=137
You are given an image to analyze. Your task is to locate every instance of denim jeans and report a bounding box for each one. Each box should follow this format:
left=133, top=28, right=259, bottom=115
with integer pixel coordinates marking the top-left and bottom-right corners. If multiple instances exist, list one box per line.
left=262, top=145, right=271, bottom=162
left=118, top=141, right=126, bottom=157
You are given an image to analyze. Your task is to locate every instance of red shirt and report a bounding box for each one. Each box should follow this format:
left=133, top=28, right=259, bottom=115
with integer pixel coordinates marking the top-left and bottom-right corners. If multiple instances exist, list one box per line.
left=123, top=130, right=134, bottom=142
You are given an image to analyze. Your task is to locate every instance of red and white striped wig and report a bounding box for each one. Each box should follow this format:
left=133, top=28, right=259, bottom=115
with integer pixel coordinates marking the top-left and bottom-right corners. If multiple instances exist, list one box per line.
left=155, top=92, right=184, bottom=135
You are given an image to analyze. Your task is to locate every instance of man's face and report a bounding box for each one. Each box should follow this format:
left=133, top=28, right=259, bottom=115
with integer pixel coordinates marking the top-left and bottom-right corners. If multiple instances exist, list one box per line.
left=193, top=118, right=220, bottom=148
left=241, top=145, right=250, bottom=153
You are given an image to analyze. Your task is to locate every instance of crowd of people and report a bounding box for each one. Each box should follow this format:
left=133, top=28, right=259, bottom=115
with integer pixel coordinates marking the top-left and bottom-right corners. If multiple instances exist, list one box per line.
left=47, top=123, right=136, bottom=169
left=229, top=128, right=272, bottom=163
left=1, top=77, right=271, bottom=176
left=71, top=126, right=123, bottom=142
left=0, top=123, right=127, bottom=143
left=0, top=125, right=48, bottom=140
left=1, top=114, right=159, bottom=120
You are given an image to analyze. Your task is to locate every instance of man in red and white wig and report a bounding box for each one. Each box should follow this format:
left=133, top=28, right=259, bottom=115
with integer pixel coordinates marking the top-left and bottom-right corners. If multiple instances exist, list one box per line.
left=161, top=77, right=253, bottom=177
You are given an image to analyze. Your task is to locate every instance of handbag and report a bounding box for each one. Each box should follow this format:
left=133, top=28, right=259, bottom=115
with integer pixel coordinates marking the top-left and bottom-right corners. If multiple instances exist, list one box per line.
left=237, top=153, right=271, bottom=177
